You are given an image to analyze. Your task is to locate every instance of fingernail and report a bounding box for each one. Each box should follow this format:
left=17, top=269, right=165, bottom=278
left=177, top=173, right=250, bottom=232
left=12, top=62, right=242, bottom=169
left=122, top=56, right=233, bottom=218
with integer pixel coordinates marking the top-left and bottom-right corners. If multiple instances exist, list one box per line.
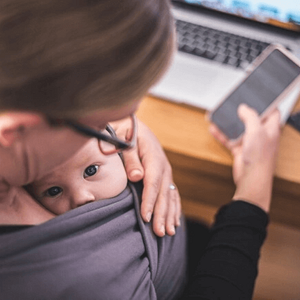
left=239, top=103, right=248, bottom=109
left=130, top=169, right=142, bottom=180
left=169, top=226, right=176, bottom=235
left=239, top=103, right=250, bottom=114
left=160, top=225, right=165, bottom=236
left=146, top=212, right=152, bottom=222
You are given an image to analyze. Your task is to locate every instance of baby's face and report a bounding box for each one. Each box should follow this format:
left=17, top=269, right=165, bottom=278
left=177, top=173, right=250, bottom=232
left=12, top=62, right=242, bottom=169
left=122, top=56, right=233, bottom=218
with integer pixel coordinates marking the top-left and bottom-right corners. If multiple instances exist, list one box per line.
left=29, top=138, right=127, bottom=215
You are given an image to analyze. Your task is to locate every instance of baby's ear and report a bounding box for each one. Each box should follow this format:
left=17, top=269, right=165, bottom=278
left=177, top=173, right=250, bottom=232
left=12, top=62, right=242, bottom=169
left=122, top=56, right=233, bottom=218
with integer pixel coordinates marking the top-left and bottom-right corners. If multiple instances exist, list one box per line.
left=0, top=112, right=42, bottom=147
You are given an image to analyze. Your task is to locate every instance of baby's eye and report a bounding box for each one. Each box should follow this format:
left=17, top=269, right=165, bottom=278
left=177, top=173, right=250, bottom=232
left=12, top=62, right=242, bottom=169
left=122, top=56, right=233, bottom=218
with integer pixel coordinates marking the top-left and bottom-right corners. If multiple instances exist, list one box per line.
left=84, top=165, right=99, bottom=178
left=45, top=186, right=63, bottom=197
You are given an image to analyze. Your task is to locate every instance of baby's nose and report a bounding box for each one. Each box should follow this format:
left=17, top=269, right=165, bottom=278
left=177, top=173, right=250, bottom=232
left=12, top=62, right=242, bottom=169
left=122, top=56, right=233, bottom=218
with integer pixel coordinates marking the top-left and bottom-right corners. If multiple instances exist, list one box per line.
left=71, top=189, right=96, bottom=208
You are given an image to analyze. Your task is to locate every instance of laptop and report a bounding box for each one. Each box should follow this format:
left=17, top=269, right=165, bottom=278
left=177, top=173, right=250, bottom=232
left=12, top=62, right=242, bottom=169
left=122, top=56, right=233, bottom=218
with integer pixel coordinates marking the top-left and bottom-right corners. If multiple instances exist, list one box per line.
left=150, top=0, right=300, bottom=121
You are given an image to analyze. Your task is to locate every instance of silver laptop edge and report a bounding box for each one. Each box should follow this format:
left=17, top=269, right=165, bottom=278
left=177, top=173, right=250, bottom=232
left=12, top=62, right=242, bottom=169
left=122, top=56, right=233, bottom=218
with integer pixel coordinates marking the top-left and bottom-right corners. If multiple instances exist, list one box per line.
left=150, top=4, right=300, bottom=117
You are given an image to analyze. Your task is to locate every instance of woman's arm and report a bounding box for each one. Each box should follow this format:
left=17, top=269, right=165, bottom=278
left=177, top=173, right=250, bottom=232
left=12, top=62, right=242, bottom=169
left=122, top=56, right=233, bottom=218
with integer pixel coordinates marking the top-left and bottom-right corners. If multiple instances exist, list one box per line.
left=211, top=104, right=281, bottom=213
left=183, top=105, right=281, bottom=299
left=184, top=200, right=268, bottom=300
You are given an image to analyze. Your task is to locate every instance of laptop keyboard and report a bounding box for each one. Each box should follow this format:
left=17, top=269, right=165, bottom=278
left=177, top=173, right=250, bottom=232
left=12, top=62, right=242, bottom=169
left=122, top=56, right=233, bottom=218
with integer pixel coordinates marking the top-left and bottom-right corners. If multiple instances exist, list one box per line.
left=175, top=19, right=270, bottom=70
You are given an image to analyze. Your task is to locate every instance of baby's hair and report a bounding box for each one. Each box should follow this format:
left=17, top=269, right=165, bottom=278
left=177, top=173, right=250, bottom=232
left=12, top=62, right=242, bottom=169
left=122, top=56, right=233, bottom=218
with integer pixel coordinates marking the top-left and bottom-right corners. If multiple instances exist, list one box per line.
left=0, top=0, right=175, bottom=119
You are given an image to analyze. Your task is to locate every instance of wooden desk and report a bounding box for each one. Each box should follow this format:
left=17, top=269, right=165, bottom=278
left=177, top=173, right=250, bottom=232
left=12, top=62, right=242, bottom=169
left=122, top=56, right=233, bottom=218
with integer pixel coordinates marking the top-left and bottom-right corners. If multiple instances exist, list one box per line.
left=137, top=96, right=300, bottom=229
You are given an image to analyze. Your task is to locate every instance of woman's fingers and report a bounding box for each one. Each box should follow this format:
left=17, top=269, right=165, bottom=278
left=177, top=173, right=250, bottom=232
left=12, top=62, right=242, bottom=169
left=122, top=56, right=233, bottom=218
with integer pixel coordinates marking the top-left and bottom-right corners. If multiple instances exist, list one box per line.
left=237, top=104, right=262, bottom=138
left=110, top=117, right=145, bottom=182
left=151, top=177, right=180, bottom=237
left=140, top=165, right=163, bottom=224
left=141, top=159, right=181, bottom=236
left=151, top=183, right=168, bottom=237
left=209, top=124, right=233, bottom=150
left=113, top=117, right=182, bottom=236
left=122, top=148, right=144, bottom=182
left=139, top=147, right=181, bottom=236
left=263, top=108, right=281, bottom=137
left=166, top=184, right=181, bottom=235
left=210, top=104, right=269, bottom=150
left=237, top=104, right=260, bottom=125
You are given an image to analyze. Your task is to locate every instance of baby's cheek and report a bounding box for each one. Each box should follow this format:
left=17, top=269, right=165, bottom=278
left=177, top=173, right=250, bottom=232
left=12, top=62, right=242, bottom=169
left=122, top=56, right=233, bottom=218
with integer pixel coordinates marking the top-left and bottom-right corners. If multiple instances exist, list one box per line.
left=115, top=167, right=128, bottom=193
left=101, top=157, right=127, bottom=198
left=38, top=198, right=67, bottom=216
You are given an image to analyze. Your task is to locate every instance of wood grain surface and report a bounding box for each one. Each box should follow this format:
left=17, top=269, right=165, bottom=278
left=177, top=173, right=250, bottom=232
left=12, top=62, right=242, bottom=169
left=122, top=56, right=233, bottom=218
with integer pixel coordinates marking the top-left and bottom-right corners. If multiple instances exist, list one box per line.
left=137, top=95, right=300, bottom=228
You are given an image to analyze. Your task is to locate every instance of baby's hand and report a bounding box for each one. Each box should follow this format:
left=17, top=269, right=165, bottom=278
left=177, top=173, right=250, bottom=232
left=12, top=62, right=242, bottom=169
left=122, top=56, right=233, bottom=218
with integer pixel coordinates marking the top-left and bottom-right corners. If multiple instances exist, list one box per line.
left=111, top=117, right=181, bottom=237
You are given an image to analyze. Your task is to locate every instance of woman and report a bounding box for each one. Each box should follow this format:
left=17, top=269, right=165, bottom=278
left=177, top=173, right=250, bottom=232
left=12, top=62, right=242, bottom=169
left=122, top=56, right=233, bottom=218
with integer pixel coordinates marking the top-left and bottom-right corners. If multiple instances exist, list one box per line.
left=0, top=0, right=281, bottom=299
left=0, top=0, right=180, bottom=235
left=0, top=1, right=187, bottom=299
left=183, top=104, right=281, bottom=299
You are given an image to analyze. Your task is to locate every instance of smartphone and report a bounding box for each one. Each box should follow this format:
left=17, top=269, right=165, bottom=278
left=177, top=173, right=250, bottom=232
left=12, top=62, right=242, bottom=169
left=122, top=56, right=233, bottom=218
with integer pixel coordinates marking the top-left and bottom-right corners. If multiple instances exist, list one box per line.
left=209, top=44, right=300, bottom=142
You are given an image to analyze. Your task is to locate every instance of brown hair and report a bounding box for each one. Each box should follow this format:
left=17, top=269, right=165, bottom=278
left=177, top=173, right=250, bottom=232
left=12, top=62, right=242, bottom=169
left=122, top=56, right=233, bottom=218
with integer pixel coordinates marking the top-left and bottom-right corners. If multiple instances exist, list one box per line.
left=0, top=0, right=175, bottom=118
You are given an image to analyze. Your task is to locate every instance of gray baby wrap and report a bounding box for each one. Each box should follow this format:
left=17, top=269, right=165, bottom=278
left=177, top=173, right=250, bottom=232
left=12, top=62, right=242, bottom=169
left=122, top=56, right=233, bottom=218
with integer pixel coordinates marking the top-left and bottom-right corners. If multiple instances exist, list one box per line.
left=0, top=182, right=187, bottom=300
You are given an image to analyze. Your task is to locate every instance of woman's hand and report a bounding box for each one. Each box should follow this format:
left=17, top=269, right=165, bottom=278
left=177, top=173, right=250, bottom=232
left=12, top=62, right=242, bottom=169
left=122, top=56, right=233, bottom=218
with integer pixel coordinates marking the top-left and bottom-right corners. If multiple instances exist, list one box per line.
left=210, top=104, right=281, bottom=212
left=111, top=117, right=181, bottom=237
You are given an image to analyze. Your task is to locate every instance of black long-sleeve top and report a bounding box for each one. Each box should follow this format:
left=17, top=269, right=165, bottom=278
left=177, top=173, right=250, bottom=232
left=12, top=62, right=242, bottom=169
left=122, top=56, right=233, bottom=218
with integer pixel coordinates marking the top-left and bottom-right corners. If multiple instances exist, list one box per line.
left=183, top=200, right=269, bottom=300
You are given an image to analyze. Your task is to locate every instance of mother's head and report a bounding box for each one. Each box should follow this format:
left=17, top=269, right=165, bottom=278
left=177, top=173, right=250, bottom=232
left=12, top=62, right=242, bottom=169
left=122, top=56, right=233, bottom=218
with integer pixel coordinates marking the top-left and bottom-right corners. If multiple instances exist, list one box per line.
left=0, top=0, right=174, bottom=118
left=0, top=0, right=175, bottom=185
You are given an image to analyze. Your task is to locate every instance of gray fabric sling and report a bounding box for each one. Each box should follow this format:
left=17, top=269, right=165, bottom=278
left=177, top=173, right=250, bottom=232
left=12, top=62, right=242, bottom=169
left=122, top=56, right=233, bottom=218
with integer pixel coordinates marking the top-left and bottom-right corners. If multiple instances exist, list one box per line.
left=0, top=182, right=187, bottom=300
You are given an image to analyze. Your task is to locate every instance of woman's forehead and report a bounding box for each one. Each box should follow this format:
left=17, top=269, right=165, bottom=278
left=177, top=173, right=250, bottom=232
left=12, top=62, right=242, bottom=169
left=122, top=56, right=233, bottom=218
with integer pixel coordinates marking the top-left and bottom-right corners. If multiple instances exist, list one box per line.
left=78, top=99, right=141, bottom=127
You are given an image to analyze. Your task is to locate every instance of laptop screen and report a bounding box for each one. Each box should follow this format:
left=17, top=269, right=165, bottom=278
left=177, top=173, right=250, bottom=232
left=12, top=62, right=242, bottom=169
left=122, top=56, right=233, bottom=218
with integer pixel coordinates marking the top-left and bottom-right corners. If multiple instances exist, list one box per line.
left=173, top=0, right=300, bottom=32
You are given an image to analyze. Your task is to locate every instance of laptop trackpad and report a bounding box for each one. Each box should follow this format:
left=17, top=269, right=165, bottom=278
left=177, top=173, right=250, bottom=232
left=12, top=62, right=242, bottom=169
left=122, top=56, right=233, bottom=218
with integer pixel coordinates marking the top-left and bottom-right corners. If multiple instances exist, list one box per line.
left=150, top=53, right=245, bottom=111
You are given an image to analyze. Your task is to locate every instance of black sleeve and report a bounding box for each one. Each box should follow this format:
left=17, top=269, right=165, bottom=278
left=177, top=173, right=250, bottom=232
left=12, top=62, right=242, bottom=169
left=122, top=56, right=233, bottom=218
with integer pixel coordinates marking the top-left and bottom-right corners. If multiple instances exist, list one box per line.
left=182, top=200, right=269, bottom=300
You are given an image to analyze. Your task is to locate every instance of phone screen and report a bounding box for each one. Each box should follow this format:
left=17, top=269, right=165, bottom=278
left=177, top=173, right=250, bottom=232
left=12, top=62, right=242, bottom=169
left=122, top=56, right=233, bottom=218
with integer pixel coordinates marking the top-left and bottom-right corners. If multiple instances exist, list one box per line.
left=210, top=49, right=300, bottom=140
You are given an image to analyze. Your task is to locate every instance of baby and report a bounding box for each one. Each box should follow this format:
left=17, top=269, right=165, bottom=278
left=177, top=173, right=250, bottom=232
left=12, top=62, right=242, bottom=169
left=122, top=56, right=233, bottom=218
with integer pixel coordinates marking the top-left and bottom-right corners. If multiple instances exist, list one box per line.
left=28, top=137, right=128, bottom=215
left=27, top=131, right=187, bottom=300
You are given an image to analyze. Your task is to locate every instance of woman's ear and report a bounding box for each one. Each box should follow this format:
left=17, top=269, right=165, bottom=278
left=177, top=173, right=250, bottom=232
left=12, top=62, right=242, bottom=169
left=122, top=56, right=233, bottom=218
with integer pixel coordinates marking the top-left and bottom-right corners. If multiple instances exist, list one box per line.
left=0, top=112, right=43, bottom=147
